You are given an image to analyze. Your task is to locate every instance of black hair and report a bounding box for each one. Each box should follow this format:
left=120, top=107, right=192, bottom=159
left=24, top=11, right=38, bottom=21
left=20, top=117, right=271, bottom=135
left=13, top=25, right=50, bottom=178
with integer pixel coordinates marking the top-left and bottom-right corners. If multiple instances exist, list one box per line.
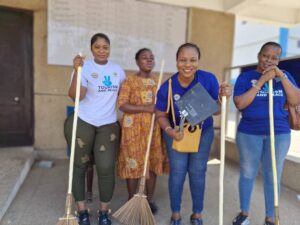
left=176, top=43, right=201, bottom=60
left=135, top=48, right=152, bottom=60
left=259, top=42, right=282, bottom=55
left=90, top=33, right=110, bottom=47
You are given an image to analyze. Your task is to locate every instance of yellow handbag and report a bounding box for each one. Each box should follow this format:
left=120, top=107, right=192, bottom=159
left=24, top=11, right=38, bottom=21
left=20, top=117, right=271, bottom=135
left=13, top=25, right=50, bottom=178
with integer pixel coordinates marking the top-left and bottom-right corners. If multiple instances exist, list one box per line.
left=166, top=79, right=202, bottom=153
left=172, top=123, right=201, bottom=152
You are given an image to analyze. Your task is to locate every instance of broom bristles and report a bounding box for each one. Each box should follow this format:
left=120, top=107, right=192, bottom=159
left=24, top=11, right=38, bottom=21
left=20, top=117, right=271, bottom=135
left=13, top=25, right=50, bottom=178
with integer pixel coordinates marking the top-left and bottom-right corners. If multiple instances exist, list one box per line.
left=113, top=194, right=156, bottom=225
left=56, top=194, right=79, bottom=225
left=56, top=214, right=79, bottom=225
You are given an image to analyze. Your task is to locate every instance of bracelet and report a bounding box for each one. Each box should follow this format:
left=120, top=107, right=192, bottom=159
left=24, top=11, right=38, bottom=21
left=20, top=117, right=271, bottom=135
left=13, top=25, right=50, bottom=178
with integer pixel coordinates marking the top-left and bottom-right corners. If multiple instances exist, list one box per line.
left=252, top=83, right=261, bottom=91
left=278, top=73, right=287, bottom=81
left=164, top=126, right=172, bottom=132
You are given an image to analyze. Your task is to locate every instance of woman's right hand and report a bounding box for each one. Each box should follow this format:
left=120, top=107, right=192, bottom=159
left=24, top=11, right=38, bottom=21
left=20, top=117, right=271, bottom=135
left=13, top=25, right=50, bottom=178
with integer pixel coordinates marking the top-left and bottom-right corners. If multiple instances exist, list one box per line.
left=166, top=127, right=184, bottom=141
left=73, top=55, right=85, bottom=72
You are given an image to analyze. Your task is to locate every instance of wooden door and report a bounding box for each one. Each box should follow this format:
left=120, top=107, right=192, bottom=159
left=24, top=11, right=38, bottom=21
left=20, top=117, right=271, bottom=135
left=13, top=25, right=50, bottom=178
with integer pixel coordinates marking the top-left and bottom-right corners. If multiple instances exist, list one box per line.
left=0, top=7, right=33, bottom=146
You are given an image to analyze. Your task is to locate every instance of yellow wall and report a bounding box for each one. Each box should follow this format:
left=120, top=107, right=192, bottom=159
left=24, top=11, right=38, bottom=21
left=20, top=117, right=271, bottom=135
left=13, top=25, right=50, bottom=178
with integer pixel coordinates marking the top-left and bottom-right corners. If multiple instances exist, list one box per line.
left=0, top=1, right=235, bottom=156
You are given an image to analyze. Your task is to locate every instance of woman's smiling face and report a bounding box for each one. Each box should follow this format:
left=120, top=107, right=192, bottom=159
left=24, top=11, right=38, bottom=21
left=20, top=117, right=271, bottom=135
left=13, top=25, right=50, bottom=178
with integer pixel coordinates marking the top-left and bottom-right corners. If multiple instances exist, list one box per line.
left=176, top=46, right=200, bottom=79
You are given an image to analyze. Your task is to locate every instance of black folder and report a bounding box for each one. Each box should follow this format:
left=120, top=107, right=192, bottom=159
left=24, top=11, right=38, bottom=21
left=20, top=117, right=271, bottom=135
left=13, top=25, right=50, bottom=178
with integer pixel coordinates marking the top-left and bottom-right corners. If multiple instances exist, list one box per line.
left=175, top=83, right=219, bottom=126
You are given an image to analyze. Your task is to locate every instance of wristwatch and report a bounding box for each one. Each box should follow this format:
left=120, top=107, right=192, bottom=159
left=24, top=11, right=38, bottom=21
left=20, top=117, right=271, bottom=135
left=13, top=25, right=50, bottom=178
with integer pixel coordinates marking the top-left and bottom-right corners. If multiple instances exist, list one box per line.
left=276, top=73, right=287, bottom=82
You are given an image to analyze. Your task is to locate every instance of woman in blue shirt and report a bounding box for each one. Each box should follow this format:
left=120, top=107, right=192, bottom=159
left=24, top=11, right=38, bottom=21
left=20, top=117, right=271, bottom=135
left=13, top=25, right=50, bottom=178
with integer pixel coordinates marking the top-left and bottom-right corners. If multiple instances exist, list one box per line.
left=156, top=43, right=231, bottom=225
left=232, top=42, right=300, bottom=225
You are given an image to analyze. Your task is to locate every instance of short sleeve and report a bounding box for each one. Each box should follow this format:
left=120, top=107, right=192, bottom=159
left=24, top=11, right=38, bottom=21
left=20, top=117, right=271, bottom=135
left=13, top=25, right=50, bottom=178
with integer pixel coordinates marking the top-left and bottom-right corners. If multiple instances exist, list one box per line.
left=209, top=74, right=219, bottom=100
left=118, top=75, right=131, bottom=108
left=155, top=81, right=169, bottom=112
left=119, top=67, right=126, bottom=83
left=80, top=66, right=88, bottom=88
left=234, top=73, right=247, bottom=97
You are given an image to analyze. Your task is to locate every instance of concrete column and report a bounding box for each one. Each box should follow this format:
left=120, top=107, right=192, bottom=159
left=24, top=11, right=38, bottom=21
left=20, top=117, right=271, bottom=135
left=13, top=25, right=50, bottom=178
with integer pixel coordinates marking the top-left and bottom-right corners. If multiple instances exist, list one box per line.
left=187, top=8, right=235, bottom=129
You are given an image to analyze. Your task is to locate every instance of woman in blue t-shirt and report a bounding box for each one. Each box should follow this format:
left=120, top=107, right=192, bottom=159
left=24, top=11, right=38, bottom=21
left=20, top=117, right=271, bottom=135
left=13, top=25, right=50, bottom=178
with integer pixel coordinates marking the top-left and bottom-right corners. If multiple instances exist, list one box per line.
left=232, top=42, right=300, bottom=225
left=156, top=43, right=231, bottom=225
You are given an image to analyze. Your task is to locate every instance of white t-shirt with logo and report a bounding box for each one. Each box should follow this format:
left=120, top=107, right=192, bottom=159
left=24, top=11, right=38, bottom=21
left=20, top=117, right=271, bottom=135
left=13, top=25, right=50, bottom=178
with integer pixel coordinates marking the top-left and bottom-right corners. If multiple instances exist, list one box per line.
left=75, top=59, right=125, bottom=127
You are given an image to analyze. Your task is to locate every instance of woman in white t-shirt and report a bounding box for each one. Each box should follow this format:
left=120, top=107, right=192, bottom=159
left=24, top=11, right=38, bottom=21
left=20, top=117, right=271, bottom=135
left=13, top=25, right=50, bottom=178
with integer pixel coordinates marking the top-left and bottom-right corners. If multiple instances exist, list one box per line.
left=64, top=33, right=125, bottom=225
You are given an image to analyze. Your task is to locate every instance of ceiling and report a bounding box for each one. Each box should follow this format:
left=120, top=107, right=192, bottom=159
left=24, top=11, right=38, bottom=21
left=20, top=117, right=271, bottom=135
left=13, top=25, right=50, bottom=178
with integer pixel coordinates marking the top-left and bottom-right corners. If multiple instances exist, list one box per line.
left=140, top=0, right=300, bottom=27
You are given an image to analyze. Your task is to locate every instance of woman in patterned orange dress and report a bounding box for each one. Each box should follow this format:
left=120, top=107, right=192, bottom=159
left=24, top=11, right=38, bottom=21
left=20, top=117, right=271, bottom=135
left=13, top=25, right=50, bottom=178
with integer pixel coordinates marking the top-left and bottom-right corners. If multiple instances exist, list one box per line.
left=117, top=48, right=168, bottom=214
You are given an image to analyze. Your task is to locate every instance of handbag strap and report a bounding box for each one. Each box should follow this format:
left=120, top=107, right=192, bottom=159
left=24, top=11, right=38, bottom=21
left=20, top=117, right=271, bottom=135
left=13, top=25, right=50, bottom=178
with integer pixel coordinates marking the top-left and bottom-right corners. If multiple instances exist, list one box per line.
left=166, top=79, right=176, bottom=126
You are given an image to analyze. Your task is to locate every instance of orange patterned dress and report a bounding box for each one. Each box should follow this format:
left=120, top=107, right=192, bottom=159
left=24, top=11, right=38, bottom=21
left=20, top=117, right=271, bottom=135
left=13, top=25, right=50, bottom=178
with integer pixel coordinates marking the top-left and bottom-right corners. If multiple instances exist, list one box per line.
left=117, top=74, right=169, bottom=179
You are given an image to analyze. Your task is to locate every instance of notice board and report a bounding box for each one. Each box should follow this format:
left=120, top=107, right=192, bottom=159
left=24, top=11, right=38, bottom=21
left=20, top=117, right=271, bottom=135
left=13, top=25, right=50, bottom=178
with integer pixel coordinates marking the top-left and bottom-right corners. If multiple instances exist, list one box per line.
left=47, top=0, right=187, bottom=72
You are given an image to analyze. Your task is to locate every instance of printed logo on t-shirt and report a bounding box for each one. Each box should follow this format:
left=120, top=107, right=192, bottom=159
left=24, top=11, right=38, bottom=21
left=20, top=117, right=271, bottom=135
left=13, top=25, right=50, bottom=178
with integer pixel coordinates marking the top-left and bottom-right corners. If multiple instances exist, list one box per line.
left=97, top=75, right=118, bottom=92
left=261, top=83, right=269, bottom=93
left=174, top=94, right=180, bottom=101
left=251, top=79, right=283, bottom=97
left=91, top=72, right=98, bottom=79
left=103, top=76, right=112, bottom=87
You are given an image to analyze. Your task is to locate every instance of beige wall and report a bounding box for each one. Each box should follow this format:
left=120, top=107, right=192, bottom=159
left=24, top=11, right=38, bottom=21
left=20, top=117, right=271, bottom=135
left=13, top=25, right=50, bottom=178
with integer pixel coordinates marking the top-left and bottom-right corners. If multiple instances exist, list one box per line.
left=188, top=8, right=235, bottom=81
left=0, top=1, right=235, bottom=156
left=188, top=8, right=235, bottom=126
left=34, top=7, right=73, bottom=152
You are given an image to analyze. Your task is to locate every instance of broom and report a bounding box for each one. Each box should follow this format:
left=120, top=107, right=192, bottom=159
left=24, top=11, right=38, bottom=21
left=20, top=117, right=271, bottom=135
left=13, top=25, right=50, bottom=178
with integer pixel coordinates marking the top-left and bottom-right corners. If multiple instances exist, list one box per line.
left=113, top=60, right=165, bottom=225
left=219, top=95, right=227, bottom=225
left=56, top=65, right=82, bottom=225
left=268, top=80, right=280, bottom=225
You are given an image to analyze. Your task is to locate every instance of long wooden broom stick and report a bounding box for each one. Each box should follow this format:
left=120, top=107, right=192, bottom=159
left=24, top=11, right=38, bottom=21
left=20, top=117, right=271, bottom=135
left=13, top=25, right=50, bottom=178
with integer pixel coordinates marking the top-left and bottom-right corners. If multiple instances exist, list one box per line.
left=268, top=80, right=280, bottom=225
left=219, top=95, right=227, bottom=225
left=139, top=60, right=164, bottom=193
left=113, top=60, right=164, bottom=225
left=56, top=65, right=82, bottom=225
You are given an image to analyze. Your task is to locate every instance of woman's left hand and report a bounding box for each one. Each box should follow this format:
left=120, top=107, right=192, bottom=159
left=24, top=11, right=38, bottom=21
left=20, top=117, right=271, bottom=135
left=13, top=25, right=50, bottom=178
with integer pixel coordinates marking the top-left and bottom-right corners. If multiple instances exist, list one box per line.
left=219, top=83, right=232, bottom=97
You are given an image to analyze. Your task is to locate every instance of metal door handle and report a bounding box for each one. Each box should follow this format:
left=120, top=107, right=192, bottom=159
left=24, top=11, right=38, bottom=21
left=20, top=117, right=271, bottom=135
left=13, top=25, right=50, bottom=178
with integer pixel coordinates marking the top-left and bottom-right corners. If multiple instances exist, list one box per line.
left=14, top=96, right=20, bottom=103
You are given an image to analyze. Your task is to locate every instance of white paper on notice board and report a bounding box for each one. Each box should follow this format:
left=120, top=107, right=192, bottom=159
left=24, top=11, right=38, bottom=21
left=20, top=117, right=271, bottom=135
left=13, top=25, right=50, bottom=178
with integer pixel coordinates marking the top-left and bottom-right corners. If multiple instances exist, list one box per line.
left=47, top=0, right=187, bottom=72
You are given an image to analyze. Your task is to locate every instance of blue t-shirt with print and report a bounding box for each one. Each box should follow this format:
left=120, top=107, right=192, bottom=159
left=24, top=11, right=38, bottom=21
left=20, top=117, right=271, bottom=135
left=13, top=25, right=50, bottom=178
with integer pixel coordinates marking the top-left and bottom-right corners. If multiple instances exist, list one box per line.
left=156, top=70, right=219, bottom=131
left=234, top=70, right=298, bottom=135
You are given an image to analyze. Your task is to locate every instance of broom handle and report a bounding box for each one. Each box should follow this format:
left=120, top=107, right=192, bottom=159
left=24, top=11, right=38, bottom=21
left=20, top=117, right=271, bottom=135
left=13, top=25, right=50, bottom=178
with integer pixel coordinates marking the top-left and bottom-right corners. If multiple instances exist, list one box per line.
left=67, top=66, right=82, bottom=194
left=268, top=80, right=280, bottom=225
left=219, top=96, right=226, bottom=225
left=142, top=60, right=165, bottom=178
